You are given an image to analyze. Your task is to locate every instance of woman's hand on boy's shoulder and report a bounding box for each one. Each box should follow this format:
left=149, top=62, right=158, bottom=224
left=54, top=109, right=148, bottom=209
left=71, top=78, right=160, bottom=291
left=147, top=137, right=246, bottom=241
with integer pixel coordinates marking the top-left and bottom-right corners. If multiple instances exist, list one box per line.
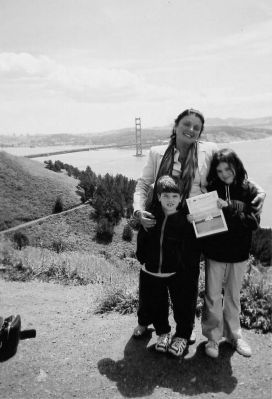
left=137, top=210, right=156, bottom=231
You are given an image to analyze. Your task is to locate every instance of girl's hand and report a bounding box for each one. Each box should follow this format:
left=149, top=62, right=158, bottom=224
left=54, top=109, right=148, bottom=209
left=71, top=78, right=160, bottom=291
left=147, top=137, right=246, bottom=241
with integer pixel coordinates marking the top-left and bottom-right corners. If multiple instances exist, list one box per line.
left=138, top=211, right=156, bottom=231
left=217, top=199, right=228, bottom=209
left=187, top=214, right=194, bottom=223
left=251, top=193, right=266, bottom=216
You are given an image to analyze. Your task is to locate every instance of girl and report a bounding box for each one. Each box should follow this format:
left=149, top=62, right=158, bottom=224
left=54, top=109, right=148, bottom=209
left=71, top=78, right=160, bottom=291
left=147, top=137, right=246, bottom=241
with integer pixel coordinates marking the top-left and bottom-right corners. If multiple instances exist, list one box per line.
left=199, top=148, right=260, bottom=358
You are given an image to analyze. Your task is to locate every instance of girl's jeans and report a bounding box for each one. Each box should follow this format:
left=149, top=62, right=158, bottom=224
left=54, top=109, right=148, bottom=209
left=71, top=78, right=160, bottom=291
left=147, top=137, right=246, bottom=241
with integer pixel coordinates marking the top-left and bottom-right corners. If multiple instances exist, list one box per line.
left=202, top=258, right=247, bottom=342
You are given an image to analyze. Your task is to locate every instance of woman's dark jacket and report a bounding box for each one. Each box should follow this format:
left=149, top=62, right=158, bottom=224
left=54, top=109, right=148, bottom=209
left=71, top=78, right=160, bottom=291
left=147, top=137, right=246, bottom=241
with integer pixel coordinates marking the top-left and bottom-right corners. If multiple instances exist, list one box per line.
left=136, top=208, right=187, bottom=274
left=201, top=180, right=260, bottom=263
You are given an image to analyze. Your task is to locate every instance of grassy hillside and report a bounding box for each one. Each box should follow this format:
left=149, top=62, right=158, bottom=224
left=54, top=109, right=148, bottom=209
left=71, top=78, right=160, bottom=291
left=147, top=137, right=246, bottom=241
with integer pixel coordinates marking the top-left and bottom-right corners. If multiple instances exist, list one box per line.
left=3, top=205, right=136, bottom=258
left=1, top=205, right=271, bottom=333
left=0, top=151, right=81, bottom=230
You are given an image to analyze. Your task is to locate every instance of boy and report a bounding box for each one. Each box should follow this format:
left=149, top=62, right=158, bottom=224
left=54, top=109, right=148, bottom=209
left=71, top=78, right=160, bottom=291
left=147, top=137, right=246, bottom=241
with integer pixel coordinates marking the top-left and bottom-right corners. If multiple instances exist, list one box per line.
left=135, top=175, right=188, bottom=356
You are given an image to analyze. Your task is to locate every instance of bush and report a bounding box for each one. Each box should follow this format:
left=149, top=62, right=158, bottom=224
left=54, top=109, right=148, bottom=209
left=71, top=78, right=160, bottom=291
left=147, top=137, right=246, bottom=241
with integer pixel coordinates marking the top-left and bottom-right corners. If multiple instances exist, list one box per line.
left=53, top=196, right=63, bottom=213
left=35, top=264, right=88, bottom=285
left=122, top=223, right=133, bottom=242
left=251, top=227, right=272, bottom=266
left=240, top=259, right=272, bottom=333
left=13, top=232, right=29, bottom=250
left=95, top=218, right=114, bottom=242
left=95, top=287, right=138, bottom=315
left=3, top=261, right=34, bottom=282
left=52, top=239, right=66, bottom=253
left=196, top=261, right=206, bottom=317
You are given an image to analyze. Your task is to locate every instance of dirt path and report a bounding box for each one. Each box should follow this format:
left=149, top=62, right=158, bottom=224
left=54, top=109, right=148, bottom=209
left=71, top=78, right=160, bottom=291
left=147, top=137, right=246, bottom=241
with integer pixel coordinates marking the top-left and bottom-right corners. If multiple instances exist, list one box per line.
left=0, top=279, right=271, bottom=399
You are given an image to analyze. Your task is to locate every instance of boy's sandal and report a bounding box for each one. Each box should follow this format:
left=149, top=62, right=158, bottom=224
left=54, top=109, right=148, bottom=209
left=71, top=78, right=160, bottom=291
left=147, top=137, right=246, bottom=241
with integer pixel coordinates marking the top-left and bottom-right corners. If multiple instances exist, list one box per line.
left=133, top=325, right=148, bottom=338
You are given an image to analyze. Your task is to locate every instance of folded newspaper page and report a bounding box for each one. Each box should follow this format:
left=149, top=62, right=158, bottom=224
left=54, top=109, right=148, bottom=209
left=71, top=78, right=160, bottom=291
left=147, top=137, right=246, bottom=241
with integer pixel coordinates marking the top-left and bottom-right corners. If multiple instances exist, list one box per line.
left=186, top=191, right=228, bottom=238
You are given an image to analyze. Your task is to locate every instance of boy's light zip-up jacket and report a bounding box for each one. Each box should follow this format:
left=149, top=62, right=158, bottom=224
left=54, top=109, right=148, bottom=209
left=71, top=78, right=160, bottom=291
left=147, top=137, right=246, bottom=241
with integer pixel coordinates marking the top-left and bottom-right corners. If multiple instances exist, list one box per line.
left=202, top=180, right=260, bottom=263
left=136, top=210, right=186, bottom=274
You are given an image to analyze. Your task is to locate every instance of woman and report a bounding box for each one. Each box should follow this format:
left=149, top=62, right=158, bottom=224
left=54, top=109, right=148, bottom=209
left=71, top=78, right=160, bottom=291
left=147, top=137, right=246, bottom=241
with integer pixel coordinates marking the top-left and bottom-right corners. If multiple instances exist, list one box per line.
left=133, top=108, right=265, bottom=356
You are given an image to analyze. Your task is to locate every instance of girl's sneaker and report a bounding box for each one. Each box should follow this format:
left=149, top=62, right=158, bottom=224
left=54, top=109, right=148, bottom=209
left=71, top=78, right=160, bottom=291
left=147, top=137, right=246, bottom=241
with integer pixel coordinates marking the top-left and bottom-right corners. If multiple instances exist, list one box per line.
left=168, top=337, right=188, bottom=357
left=133, top=324, right=148, bottom=338
left=205, top=340, right=219, bottom=358
left=155, top=333, right=172, bottom=353
left=228, top=338, right=252, bottom=357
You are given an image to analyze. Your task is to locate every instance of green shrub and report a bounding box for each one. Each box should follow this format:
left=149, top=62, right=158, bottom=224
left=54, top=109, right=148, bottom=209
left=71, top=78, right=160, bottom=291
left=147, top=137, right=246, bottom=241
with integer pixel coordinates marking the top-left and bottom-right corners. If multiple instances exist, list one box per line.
left=53, top=196, right=64, bottom=213
left=34, top=263, right=88, bottom=285
left=122, top=223, right=133, bottom=242
left=196, top=261, right=206, bottom=317
left=13, top=231, right=29, bottom=250
left=95, top=287, right=138, bottom=315
left=4, top=261, right=34, bottom=282
left=52, top=239, right=66, bottom=253
left=95, top=218, right=114, bottom=242
left=251, top=227, right=272, bottom=266
left=240, top=260, right=272, bottom=333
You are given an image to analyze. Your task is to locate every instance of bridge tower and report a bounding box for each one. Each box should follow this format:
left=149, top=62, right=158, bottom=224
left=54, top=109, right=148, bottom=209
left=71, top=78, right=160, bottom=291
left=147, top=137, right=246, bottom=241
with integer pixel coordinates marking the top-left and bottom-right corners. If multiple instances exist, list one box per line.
left=135, top=117, right=142, bottom=156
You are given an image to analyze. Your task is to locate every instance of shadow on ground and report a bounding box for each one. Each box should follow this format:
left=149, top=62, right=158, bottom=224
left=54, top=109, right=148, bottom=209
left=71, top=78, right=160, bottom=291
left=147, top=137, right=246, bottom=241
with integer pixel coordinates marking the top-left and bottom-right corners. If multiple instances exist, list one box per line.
left=98, top=332, right=237, bottom=397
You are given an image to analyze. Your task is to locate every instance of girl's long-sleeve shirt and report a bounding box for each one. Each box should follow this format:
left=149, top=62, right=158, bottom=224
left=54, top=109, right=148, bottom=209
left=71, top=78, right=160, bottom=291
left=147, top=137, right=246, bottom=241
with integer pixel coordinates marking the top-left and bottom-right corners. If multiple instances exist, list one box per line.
left=201, top=180, right=260, bottom=262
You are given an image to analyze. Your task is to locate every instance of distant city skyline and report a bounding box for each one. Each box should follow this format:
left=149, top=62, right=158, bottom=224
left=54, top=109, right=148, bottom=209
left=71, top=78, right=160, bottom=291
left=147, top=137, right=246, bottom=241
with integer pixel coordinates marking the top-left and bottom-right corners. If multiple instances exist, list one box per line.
left=0, top=0, right=272, bottom=135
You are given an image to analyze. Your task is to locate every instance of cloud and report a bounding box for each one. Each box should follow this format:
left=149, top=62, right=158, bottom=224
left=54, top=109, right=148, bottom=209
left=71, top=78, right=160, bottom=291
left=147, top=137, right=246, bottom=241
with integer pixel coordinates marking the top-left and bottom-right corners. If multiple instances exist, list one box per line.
left=0, top=52, right=57, bottom=78
left=0, top=52, right=176, bottom=102
left=192, top=19, right=272, bottom=59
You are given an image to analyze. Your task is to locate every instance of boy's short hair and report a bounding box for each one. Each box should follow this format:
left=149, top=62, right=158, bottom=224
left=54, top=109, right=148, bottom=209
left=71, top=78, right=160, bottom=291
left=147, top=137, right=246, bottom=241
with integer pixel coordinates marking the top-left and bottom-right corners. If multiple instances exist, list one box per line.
left=156, top=175, right=180, bottom=195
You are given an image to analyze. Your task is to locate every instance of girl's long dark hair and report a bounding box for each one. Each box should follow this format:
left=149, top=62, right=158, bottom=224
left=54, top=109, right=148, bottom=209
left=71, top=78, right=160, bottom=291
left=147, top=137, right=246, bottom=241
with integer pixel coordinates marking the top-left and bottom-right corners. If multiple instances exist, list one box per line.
left=207, top=148, right=248, bottom=186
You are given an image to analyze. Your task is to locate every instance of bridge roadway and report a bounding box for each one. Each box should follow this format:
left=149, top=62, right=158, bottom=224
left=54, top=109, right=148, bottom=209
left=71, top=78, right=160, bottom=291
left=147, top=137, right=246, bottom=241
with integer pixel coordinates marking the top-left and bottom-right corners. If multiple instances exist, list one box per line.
left=24, top=144, right=130, bottom=158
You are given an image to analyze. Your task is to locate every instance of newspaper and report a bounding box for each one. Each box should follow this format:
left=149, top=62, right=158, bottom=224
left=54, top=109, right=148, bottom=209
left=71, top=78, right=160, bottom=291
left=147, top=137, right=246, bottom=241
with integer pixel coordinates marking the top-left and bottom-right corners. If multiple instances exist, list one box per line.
left=186, top=191, right=228, bottom=238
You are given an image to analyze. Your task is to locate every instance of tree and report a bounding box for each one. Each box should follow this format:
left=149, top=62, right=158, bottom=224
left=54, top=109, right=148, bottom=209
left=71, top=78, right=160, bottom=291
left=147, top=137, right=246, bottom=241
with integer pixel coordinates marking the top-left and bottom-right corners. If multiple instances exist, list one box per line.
left=122, top=223, right=133, bottom=242
left=53, top=196, right=63, bottom=213
left=95, top=218, right=114, bottom=242
left=13, top=232, right=29, bottom=250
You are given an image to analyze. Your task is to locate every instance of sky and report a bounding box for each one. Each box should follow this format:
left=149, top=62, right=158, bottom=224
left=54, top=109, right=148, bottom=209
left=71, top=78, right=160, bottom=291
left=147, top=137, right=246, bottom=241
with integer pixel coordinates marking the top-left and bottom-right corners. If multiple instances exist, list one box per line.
left=0, top=0, right=272, bottom=135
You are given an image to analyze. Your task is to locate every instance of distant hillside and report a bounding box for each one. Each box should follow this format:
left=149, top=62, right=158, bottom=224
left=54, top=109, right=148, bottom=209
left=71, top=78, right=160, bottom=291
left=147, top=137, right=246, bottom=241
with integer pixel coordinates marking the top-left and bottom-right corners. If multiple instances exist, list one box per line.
left=1, top=116, right=272, bottom=148
left=203, top=126, right=272, bottom=143
left=0, top=151, right=81, bottom=230
left=206, top=116, right=272, bottom=128
left=87, top=125, right=272, bottom=147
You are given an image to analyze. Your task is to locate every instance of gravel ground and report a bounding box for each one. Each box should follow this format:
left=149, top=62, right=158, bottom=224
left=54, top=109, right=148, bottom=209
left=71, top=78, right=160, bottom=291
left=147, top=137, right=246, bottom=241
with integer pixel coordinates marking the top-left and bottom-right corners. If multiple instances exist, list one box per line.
left=0, top=279, right=271, bottom=399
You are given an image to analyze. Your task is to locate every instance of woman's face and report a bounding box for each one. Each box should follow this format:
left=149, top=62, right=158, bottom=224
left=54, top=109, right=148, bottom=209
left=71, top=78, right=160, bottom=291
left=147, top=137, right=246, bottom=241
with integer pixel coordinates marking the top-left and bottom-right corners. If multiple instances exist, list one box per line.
left=175, top=114, right=203, bottom=149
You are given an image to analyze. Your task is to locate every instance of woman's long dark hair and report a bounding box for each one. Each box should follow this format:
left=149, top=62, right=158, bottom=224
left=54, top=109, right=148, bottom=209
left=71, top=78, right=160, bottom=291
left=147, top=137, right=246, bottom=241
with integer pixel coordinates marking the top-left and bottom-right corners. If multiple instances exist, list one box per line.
left=207, top=148, right=248, bottom=186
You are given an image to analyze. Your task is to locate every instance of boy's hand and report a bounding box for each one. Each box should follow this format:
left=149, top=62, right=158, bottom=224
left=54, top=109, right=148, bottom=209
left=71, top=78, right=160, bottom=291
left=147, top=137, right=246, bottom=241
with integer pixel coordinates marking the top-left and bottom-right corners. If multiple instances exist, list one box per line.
left=217, top=199, right=228, bottom=209
left=187, top=214, right=194, bottom=223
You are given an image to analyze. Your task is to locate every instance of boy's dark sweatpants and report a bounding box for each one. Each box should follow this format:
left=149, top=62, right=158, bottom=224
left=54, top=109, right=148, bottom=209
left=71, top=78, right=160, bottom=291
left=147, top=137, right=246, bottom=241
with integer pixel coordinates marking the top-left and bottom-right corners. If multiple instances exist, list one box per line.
left=137, top=226, right=201, bottom=340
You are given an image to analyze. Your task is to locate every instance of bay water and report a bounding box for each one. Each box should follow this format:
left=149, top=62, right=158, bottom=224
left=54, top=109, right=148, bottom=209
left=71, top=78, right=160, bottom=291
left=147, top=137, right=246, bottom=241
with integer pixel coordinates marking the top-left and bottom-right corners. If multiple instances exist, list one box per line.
left=3, top=138, right=271, bottom=226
